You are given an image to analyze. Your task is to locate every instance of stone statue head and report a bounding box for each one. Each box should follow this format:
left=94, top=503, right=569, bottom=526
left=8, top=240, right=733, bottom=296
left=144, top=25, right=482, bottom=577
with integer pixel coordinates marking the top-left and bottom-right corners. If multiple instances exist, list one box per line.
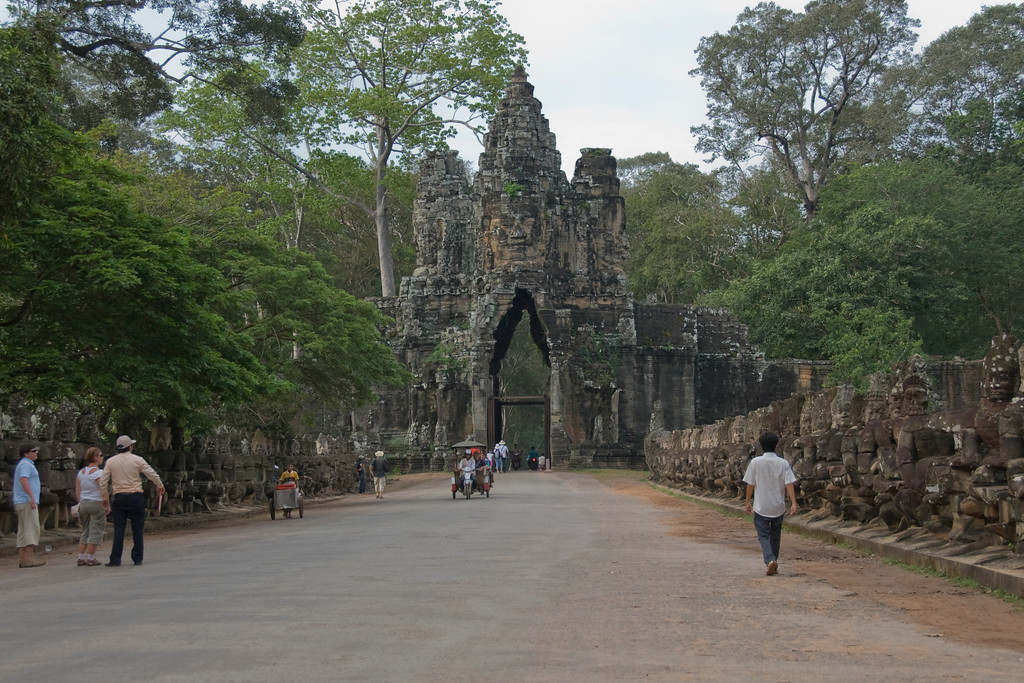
left=982, top=333, right=1019, bottom=407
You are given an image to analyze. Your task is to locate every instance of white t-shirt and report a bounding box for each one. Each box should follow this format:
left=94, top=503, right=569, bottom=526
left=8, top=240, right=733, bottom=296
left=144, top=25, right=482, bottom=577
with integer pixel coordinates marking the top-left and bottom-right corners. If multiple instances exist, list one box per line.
left=742, top=452, right=797, bottom=518
left=78, top=466, right=104, bottom=501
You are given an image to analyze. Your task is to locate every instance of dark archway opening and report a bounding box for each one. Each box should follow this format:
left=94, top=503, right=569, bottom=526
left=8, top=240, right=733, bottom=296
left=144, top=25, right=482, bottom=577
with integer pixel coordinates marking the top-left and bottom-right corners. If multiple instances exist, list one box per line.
left=488, top=289, right=551, bottom=452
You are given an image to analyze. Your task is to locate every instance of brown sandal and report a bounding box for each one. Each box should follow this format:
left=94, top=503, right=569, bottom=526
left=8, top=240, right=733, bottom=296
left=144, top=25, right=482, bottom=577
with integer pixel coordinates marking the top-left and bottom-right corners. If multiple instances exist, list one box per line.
left=19, top=559, right=46, bottom=568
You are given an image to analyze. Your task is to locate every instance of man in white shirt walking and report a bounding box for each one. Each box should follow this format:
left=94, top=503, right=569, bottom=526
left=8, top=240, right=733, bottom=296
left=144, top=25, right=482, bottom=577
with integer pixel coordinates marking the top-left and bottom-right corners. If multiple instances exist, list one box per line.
left=743, top=432, right=798, bottom=576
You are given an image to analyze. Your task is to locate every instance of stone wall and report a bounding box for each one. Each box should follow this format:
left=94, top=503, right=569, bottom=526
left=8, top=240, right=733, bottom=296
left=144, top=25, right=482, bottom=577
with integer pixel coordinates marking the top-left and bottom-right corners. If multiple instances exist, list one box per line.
left=0, top=403, right=361, bottom=535
left=646, top=335, right=1024, bottom=552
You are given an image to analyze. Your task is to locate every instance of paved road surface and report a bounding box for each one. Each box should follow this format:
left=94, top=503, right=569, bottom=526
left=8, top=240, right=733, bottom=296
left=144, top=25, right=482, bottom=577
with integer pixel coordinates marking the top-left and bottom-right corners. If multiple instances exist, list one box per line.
left=2, top=472, right=1022, bottom=682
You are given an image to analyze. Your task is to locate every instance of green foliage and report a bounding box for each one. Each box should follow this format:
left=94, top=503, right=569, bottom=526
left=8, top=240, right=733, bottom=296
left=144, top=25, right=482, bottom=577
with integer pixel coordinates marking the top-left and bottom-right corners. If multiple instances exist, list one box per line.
left=503, top=182, right=524, bottom=200
left=0, top=23, right=66, bottom=232
left=619, top=154, right=744, bottom=304
left=715, top=156, right=1022, bottom=381
left=816, top=305, right=922, bottom=389
left=0, top=135, right=264, bottom=426
left=427, top=342, right=467, bottom=373
left=5, top=0, right=305, bottom=122
left=917, top=4, right=1024, bottom=168
left=691, top=0, right=918, bottom=217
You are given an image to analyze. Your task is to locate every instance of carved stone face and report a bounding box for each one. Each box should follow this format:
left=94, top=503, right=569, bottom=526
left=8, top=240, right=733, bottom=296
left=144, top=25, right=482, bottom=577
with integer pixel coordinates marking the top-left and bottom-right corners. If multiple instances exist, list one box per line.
left=900, top=384, right=929, bottom=417
left=484, top=193, right=545, bottom=270
left=831, top=385, right=855, bottom=429
left=982, top=334, right=1019, bottom=404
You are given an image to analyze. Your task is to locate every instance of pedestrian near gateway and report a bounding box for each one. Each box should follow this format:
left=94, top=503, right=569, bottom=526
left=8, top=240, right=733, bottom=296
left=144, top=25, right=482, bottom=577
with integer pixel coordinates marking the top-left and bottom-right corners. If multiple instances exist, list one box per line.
left=371, top=450, right=389, bottom=499
left=742, top=432, right=798, bottom=576
left=74, top=447, right=107, bottom=566
left=494, top=440, right=509, bottom=473
left=100, top=435, right=165, bottom=567
left=14, top=444, right=45, bottom=568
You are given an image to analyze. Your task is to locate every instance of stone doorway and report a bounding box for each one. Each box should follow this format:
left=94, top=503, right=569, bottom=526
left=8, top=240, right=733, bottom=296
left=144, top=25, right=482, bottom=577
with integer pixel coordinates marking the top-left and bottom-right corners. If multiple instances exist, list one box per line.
left=487, top=395, right=550, bottom=463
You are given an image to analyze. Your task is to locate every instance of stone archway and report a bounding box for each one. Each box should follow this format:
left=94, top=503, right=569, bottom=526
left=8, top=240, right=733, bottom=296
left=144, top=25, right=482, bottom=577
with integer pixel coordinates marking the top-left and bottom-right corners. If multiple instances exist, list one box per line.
left=490, top=289, right=550, bottom=390
left=487, top=395, right=550, bottom=461
left=488, top=289, right=551, bottom=453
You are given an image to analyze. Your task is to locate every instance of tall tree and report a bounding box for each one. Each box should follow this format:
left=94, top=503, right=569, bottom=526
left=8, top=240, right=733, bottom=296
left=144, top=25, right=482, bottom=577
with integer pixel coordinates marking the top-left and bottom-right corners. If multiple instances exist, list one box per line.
left=4, top=0, right=305, bottom=122
left=690, top=0, right=918, bottom=218
left=295, top=0, right=527, bottom=296
left=916, top=3, right=1024, bottom=168
left=715, top=156, right=1022, bottom=383
left=1, top=25, right=410, bottom=431
left=162, top=65, right=417, bottom=298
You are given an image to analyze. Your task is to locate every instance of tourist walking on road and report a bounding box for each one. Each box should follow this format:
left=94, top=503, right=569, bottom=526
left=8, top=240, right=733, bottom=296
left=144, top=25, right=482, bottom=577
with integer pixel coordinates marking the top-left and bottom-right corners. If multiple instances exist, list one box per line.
left=14, top=444, right=45, bottom=568
left=743, top=431, right=798, bottom=576
left=494, top=440, right=509, bottom=473
left=371, top=450, right=389, bottom=499
left=357, top=458, right=367, bottom=494
left=75, top=447, right=107, bottom=566
left=100, top=435, right=164, bottom=567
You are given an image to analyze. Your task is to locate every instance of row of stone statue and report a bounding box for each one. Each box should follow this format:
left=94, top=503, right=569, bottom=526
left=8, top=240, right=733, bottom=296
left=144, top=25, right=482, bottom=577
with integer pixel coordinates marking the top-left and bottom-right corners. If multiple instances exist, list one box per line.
left=0, top=424, right=362, bottom=535
left=647, top=335, right=1024, bottom=550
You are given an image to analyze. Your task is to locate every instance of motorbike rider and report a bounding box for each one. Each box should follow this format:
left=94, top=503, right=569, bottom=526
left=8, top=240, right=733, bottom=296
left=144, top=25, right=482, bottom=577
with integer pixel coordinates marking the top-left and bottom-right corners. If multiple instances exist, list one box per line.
left=458, top=449, right=477, bottom=490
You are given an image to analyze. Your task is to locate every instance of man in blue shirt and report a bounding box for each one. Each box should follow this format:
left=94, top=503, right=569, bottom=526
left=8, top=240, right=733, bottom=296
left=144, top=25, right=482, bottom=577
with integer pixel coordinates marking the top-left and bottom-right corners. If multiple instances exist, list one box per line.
left=14, top=444, right=45, bottom=568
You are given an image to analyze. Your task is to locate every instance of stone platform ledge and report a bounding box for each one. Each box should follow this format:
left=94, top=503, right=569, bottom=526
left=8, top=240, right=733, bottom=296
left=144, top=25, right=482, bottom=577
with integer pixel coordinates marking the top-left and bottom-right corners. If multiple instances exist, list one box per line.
left=649, top=482, right=1024, bottom=599
left=0, top=493, right=350, bottom=560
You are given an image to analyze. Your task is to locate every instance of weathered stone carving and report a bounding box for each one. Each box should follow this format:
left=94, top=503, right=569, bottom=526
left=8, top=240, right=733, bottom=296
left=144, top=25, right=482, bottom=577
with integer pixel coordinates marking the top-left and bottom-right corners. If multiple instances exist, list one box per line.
left=1, top=406, right=359, bottom=532
left=647, top=336, right=1024, bottom=553
left=358, top=68, right=829, bottom=468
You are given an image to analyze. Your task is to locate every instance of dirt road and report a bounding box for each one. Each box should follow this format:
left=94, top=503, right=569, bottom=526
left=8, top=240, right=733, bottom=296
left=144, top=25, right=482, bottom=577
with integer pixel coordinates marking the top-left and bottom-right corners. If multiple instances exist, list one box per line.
left=1, top=471, right=1022, bottom=682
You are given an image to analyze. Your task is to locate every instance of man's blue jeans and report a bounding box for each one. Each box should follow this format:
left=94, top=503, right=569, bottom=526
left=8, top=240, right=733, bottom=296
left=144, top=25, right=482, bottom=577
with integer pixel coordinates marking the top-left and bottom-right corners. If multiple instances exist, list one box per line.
left=753, top=512, right=784, bottom=565
left=109, top=492, right=147, bottom=565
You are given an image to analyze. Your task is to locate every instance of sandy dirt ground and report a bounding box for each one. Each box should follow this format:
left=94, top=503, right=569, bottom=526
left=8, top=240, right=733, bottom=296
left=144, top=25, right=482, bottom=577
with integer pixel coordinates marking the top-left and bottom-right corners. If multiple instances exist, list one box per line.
left=589, top=471, right=1024, bottom=654
left=312, top=470, right=1024, bottom=657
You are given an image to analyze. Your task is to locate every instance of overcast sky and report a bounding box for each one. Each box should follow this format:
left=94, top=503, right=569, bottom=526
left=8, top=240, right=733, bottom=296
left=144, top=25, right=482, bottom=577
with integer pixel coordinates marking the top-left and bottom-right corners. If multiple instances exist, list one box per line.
left=451, top=0, right=993, bottom=173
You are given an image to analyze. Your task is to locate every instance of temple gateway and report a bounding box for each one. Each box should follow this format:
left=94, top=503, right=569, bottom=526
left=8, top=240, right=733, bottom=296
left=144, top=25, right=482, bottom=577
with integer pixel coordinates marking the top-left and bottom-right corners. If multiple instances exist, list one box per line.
left=358, top=67, right=826, bottom=468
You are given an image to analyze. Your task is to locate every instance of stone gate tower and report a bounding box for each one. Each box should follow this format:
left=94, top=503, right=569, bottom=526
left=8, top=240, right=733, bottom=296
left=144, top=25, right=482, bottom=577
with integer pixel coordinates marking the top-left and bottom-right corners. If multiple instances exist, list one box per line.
left=360, top=67, right=825, bottom=468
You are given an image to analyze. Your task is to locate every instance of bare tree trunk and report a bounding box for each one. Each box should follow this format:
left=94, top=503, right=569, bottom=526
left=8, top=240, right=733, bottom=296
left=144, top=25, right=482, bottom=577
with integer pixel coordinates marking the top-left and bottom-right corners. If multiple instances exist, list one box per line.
left=375, top=127, right=396, bottom=297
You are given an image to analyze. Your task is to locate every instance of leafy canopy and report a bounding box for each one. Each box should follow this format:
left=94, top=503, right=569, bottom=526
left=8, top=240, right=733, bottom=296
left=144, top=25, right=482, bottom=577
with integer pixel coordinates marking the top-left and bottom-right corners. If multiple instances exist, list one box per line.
left=690, top=0, right=918, bottom=218
left=294, top=0, right=528, bottom=296
left=4, top=0, right=305, bottom=122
